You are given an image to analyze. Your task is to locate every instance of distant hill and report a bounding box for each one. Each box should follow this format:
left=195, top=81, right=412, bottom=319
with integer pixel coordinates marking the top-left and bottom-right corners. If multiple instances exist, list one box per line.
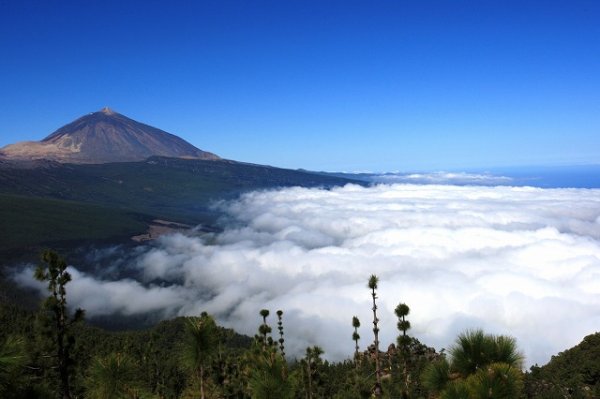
left=526, top=332, right=600, bottom=397
left=0, top=107, right=219, bottom=163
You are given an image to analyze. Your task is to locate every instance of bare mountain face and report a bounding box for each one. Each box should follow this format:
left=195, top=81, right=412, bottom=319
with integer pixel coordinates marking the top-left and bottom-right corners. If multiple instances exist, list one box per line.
left=0, top=107, right=220, bottom=163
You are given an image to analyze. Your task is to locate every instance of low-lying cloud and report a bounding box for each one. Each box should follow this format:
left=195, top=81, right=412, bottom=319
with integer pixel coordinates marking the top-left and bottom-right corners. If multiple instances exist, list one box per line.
left=367, top=171, right=513, bottom=185
left=14, top=184, right=600, bottom=367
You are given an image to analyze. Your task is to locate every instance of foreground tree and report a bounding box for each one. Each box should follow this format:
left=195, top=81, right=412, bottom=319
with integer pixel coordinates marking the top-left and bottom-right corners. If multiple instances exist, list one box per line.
left=85, top=352, right=142, bottom=399
left=351, top=316, right=361, bottom=363
left=182, top=314, right=219, bottom=399
left=303, top=345, right=325, bottom=399
left=258, top=309, right=272, bottom=350
left=246, top=309, right=292, bottom=399
left=247, top=351, right=291, bottom=399
left=423, top=329, right=524, bottom=399
left=0, top=335, right=27, bottom=397
left=451, top=329, right=523, bottom=377
left=368, top=274, right=383, bottom=397
left=395, top=303, right=411, bottom=398
left=276, top=310, right=285, bottom=357
left=395, top=303, right=411, bottom=349
left=34, top=250, right=84, bottom=399
left=468, top=362, right=523, bottom=399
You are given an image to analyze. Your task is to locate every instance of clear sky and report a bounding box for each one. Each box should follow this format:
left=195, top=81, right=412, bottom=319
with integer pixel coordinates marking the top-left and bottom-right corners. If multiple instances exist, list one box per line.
left=1, top=0, right=598, bottom=172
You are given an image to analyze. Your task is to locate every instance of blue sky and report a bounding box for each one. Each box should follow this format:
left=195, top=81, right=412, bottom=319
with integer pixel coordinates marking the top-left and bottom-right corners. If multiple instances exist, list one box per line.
left=1, top=0, right=598, bottom=172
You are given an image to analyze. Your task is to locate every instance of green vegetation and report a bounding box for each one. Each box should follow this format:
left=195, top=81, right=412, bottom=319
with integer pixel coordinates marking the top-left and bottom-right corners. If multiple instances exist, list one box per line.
left=525, top=333, right=600, bottom=398
left=182, top=314, right=219, bottom=399
left=395, top=302, right=412, bottom=399
left=0, top=194, right=147, bottom=252
left=0, top=157, right=357, bottom=255
left=35, top=250, right=85, bottom=399
left=422, top=329, right=524, bottom=398
left=0, top=335, right=27, bottom=397
left=85, top=352, right=145, bottom=399
left=246, top=309, right=293, bottom=399
left=0, top=254, right=598, bottom=398
left=352, top=316, right=361, bottom=361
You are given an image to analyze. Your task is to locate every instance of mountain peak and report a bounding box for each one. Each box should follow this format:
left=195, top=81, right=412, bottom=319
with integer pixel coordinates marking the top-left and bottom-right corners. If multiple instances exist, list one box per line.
left=0, top=110, right=220, bottom=164
left=100, top=106, right=116, bottom=115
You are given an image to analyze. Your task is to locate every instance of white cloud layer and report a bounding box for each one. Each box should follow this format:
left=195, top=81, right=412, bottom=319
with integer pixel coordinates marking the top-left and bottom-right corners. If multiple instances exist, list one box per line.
left=368, top=171, right=513, bottom=185
left=14, top=184, right=600, bottom=367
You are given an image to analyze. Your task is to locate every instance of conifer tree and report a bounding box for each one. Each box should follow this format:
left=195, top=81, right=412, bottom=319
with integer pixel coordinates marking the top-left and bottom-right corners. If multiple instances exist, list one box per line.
left=368, top=274, right=383, bottom=397
left=303, top=345, right=324, bottom=399
left=422, top=329, right=524, bottom=399
left=395, top=303, right=411, bottom=399
left=34, top=250, right=84, bottom=399
left=395, top=303, right=411, bottom=348
left=276, top=310, right=285, bottom=357
left=85, top=352, right=142, bottom=399
left=182, top=314, right=219, bottom=399
left=246, top=309, right=292, bottom=399
left=259, top=309, right=272, bottom=350
left=352, top=316, right=361, bottom=363
left=0, top=335, right=26, bottom=397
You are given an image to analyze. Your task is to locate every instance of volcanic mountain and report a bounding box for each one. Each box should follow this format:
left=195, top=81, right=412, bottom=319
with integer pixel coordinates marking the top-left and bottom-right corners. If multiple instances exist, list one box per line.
left=0, top=107, right=220, bottom=163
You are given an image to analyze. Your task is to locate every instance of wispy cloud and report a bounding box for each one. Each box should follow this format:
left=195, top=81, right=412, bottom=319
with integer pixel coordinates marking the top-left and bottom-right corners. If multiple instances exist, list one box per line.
left=14, top=184, right=600, bottom=366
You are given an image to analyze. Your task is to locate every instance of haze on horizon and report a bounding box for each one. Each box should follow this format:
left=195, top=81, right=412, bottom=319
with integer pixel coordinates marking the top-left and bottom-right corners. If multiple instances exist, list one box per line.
left=1, top=1, right=599, bottom=172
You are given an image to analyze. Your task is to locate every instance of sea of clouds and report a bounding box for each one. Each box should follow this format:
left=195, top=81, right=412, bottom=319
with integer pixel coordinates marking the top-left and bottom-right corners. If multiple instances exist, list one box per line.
left=367, top=171, right=514, bottom=185
left=15, top=182, right=600, bottom=367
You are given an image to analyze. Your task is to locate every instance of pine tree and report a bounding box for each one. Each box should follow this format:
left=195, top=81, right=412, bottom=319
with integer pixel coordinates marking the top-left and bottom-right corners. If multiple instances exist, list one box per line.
left=0, top=335, right=26, bottom=397
left=368, top=274, right=383, bottom=397
left=303, top=346, right=324, bottom=399
left=182, top=314, right=219, bottom=399
left=34, top=250, right=84, bottom=399
left=422, top=329, right=524, bottom=399
left=258, top=309, right=272, bottom=350
left=450, top=329, right=522, bottom=377
left=351, top=316, right=361, bottom=363
left=276, top=310, right=285, bottom=357
left=85, top=352, right=142, bottom=399
left=246, top=309, right=292, bottom=399
left=395, top=303, right=411, bottom=399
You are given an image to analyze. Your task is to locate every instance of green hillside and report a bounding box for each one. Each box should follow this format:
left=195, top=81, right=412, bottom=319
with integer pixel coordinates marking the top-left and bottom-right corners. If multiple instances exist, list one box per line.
left=0, top=157, right=358, bottom=256
left=526, top=333, right=600, bottom=398
left=0, top=194, right=147, bottom=255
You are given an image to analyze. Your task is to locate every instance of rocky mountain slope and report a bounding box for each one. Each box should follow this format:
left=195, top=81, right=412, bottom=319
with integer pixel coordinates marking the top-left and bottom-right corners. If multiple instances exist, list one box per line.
left=0, top=107, right=219, bottom=163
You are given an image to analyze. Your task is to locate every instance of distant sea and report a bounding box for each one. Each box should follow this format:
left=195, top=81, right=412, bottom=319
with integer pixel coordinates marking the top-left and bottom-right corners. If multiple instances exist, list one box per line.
left=345, top=164, right=600, bottom=189
left=484, top=164, right=600, bottom=189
